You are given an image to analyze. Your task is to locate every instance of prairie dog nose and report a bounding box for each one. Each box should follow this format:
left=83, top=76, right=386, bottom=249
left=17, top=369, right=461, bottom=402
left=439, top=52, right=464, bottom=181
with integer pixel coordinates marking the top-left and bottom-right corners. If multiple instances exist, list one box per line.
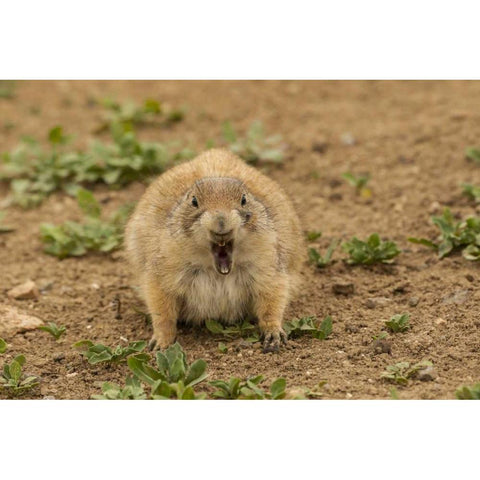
left=214, top=213, right=227, bottom=232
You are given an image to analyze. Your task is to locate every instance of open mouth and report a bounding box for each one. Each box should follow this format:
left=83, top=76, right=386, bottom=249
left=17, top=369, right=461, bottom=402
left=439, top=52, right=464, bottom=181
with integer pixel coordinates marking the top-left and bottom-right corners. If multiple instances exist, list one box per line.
left=211, top=240, right=234, bottom=275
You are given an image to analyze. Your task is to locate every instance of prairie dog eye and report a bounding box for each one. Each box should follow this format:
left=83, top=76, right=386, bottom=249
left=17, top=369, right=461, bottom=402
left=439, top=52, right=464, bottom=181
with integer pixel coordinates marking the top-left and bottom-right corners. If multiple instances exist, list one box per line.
left=192, top=196, right=199, bottom=208
left=241, top=194, right=247, bottom=206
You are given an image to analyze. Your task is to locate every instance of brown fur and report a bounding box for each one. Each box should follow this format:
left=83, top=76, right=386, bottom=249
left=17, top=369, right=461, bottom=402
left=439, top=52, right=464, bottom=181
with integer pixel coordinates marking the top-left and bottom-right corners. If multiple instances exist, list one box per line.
left=125, top=148, right=304, bottom=352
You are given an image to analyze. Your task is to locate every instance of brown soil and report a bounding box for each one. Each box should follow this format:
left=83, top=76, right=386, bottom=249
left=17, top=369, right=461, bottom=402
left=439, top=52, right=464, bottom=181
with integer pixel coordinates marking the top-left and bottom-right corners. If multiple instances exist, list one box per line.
left=1, top=80, right=479, bottom=400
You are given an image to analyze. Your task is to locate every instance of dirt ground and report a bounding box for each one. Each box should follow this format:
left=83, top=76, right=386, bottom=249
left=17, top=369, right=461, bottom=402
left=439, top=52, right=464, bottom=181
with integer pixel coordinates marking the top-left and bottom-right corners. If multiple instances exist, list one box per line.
left=1, top=80, right=479, bottom=399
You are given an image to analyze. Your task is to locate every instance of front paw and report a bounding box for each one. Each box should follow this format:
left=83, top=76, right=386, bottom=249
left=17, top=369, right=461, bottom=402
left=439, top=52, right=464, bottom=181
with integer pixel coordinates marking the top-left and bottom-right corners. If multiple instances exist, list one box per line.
left=261, top=328, right=288, bottom=353
left=148, top=331, right=176, bottom=351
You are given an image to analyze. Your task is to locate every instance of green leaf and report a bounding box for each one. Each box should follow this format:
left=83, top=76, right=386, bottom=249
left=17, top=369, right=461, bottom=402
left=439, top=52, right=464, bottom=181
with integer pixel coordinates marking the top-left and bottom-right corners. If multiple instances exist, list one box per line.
left=13, top=355, right=26, bottom=367
left=76, top=188, right=101, bottom=218
left=73, top=340, right=95, bottom=350
left=306, top=230, right=322, bottom=242
left=127, top=356, right=164, bottom=386
left=48, top=126, right=66, bottom=145
left=408, top=237, right=438, bottom=249
left=222, top=121, right=237, bottom=143
left=385, top=313, right=410, bottom=333
left=185, top=359, right=208, bottom=387
left=270, top=378, right=286, bottom=399
left=9, top=360, right=22, bottom=384
left=143, top=99, right=161, bottom=114
left=205, top=319, right=225, bottom=334
left=466, top=147, right=480, bottom=163
left=0, top=338, right=6, bottom=354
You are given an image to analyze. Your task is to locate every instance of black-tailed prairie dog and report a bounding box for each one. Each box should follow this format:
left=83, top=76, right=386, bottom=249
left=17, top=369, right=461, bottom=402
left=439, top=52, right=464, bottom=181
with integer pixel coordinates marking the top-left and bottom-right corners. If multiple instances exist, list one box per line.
left=125, top=148, right=303, bottom=352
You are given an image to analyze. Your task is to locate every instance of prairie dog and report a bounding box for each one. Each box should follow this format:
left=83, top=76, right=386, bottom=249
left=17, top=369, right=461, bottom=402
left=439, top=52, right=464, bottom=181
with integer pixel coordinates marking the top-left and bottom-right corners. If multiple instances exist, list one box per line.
left=125, top=148, right=303, bottom=352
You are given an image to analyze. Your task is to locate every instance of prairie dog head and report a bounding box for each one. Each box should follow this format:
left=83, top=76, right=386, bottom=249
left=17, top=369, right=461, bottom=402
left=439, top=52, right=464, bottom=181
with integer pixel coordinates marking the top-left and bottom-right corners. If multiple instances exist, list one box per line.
left=175, top=177, right=265, bottom=275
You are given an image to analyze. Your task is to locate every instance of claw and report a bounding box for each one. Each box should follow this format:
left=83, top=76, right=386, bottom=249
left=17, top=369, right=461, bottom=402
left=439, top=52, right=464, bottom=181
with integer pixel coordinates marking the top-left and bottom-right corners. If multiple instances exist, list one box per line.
left=148, top=337, right=158, bottom=351
left=148, top=334, right=176, bottom=351
left=261, top=329, right=288, bottom=354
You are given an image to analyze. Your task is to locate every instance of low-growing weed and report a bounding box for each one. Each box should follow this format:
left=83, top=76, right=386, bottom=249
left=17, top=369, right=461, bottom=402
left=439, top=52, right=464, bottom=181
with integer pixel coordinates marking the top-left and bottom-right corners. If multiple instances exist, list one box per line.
left=38, top=322, right=66, bottom=340
left=127, top=343, right=208, bottom=399
left=40, top=188, right=133, bottom=258
left=1, top=126, right=183, bottom=208
left=0, top=80, right=15, bottom=99
left=305, top=230, right=322, bottom=242
left=381, top=360, right=432, bottom=385
left=408, top=208, right=480, bottom=260
left=385, top=313, right=410, bottom=333
left=222, top=121, right=285, bottom=165
left=210, top=375, right=286, bottom=399
left=342, top=233, right=401, bottom=264
left=465, top=146, right=480, bottom=163
left=95, top=98, right=185, bottom=135
left=74, top=339, right=147, bottom=365
left=205, top=319, right=260, bottom=343
left=92, top=376, right=147, bottom=400
left=0, top=212, right=14, bottom=233
left=283, top=315, right=333, bottom=340
left=455, top=383, right=480, bottom=400
left=308, top=240, right=338, bottom=268
left=461, top=183, right=480, bottom=203
left=342, top=172, right=371, bottom=197
left=0, top=338, right=7, bottom=354
left=0, top=354, right=40, bottom=394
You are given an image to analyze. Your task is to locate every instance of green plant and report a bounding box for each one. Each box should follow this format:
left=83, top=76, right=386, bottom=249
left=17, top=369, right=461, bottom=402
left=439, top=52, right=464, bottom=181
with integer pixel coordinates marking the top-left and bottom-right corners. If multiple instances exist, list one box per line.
left=38, top=322, right=67, bottom=340
left=308, top=240, right=338, bottom=268
left=283, top=315, right=333, bottom=340
left=342, top=172, right=371, bottom=196
left=372, top=332, right=388, bottom=341
left=0, top=212, right=14, bottom=233
left=210, top=375, right=286, bottom=399
left=465, top=146, right=480, bottom=163
left=408, top=208, right=480, bottom=260
left=306, top=230, right=322, bottom=242
left=0, top=126, right=184, bottom=208
left=0, top=80, right=15, bottom=99
left=342, top=233, right=401, bottom=264
left=127, top=343, right=208, bottom=399
left=205, top=319, right=260, bottom=343
left=0, top=355, right=40, bottom=394
left=222, top=121, right=285, bottom=165
left=455, top=383, right=480, bottom=400
left=74, top=339, right=147, bottom=365
left=385, top=313, right=410, bottom=333
left=381, top=360, right=432, bottom=385
left=0, top=338, right=7, bottom=354
left=461, top=183, right=480, bottom=202
left=40, top=189, right=134, bottom=258
left=95, top=98, right=184, bottom=135
left=92, top=376, right=147, bottom=400
left=218, top=342, right=228, bottom=354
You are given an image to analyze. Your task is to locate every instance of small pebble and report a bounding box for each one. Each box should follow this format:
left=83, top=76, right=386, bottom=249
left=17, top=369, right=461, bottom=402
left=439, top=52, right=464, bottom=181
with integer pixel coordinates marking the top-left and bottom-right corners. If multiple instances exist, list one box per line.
left=7, top=280, right=40, bottom=300
left=53, top=353, right=65, bottom=362
left=465, top=274, right=474, bottom=282
left=409, top=296, right=420, bottom=307
left=417, top=366, right=436, bottom=382
left=365, top=297, right=391, bottom=309
left=340, top=132, right=356, bottom=146
left=332, top=281, right=354, bottom=295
